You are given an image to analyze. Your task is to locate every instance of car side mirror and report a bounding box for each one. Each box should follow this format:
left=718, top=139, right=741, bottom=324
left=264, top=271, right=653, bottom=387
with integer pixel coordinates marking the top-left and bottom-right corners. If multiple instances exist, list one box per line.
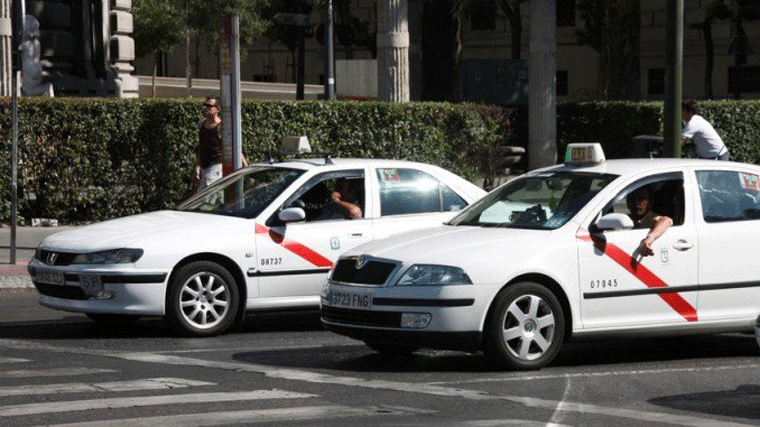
left=278, top=207, right=306, bottom=223
left=595, top=213, right=634, bottom=231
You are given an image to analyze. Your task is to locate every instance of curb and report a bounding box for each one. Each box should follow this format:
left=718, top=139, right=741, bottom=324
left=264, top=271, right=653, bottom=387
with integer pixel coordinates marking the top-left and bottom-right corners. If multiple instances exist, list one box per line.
left=0, top=262, right=33, bottom=289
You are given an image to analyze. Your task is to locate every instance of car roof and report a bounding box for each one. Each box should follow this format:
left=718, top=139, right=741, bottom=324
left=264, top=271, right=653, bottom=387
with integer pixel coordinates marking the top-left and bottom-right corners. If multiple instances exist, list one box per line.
left=250, top=157, right=451, bottom=171
left=533, top=158, right=760, bottom=177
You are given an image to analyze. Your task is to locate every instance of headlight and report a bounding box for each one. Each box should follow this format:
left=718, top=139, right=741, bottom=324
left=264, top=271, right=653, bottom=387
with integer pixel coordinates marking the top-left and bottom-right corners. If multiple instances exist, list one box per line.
left=396, top=264, right=472, bottom=286
left=72, top=249, right=144, bottom=264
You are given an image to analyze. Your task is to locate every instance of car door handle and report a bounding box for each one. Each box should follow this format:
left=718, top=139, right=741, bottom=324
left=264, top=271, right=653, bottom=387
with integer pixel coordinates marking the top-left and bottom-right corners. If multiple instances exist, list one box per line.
left=672, top=240, right=694, bottom=251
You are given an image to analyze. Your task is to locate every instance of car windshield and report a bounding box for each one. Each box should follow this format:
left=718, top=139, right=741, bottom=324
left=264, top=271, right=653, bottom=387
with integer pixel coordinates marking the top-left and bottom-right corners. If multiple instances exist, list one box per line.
left=449, top=171, right=618, bottom=229
left=177, top=166, right=304, bottom=218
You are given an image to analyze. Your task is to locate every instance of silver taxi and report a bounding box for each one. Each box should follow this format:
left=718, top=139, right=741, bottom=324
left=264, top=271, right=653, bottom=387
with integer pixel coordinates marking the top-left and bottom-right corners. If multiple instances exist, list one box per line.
left=322, top=143, right=760, bottom=369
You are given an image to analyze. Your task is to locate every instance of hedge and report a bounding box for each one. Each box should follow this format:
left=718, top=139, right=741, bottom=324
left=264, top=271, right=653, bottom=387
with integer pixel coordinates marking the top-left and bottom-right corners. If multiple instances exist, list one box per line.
left=0, top=99, right=514, bottom=224
left=2, top=98, right=759, bottom=225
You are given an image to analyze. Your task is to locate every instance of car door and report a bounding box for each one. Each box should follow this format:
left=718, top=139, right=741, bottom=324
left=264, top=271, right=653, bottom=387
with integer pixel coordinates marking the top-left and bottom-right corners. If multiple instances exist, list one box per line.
left=578, top=171, right=700, bottom=330
left=254, top=168, right=373, bottom=301
left=693, top=167, right=760, bottom=323
left=370, top=166, right=471, bottom=240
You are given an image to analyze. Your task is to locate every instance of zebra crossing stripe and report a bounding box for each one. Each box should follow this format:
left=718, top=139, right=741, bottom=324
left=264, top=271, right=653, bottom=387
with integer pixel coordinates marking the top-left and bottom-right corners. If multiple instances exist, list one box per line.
left=0, top=357, right=30, bottom=363
left=35, top=405, right=433, bottom=427
left=0, top=367, right=116, bottom=379
left=0, top=390, right=317, bottom=417
left=0, top=378, right=215, bottom=397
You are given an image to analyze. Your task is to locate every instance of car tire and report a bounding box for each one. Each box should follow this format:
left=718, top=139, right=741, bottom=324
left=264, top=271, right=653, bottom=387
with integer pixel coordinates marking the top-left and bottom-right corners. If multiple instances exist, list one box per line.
left=364, top=341, right=419, bottom=359
left=166, top=261, right=239, bottom=337
left=484, top=282, right=565, bottom=370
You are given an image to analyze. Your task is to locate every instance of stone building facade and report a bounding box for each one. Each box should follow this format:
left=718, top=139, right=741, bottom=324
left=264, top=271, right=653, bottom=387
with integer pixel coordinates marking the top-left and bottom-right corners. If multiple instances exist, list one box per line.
left=135, top=0, right=760, bottom=102
left=0, top=0, right=137, bottom=97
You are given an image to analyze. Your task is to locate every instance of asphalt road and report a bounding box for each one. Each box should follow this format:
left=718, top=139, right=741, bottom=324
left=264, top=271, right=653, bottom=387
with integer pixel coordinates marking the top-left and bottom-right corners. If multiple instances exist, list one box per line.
left=2, top=288, right=760, bottom=427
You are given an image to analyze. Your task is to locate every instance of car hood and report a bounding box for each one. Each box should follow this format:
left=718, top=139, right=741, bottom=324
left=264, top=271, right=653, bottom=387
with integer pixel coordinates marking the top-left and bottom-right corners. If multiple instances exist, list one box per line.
left=344, top=225, right=553, bottom=266
left=40, top=210, right=247, bottom=252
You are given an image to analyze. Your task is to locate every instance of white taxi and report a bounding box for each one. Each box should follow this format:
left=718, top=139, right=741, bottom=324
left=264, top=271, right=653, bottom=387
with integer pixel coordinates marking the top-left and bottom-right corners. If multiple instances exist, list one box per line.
left=321, top=143, right=760, bottom=370
left=28, top=140, right=485, bottom=336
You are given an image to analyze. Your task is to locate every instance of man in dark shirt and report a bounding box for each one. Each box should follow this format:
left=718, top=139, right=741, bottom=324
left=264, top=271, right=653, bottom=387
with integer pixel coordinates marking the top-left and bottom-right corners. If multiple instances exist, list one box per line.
left=195, top=97, right=224, bottom=190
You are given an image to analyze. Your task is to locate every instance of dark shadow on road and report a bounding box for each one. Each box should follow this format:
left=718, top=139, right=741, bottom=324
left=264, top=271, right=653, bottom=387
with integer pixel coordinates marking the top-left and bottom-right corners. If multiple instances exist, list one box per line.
left=0, top=305, right=324, bottom=341
left=232, top=334, right=760, bottom=374
left=649, top=385, right=760, bottom=420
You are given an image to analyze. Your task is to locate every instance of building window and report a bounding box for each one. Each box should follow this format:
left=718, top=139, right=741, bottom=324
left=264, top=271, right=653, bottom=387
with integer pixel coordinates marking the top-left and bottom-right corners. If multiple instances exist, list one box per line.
left=648, top=68, right=665, bottom=95
left=471, top=0, right=496, bottom=30
left=557, top=0, right=575, bottom=27
left=557, top=70, right=568, bottom=96
left=728, top=66, right=760, bottom=94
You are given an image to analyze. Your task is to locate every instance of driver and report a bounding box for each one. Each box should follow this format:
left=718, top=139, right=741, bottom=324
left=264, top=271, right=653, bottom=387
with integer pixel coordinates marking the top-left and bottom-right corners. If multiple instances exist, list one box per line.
left=627, top=186, right=673, bottom=257
left=317, top=178, right=362, bottom=220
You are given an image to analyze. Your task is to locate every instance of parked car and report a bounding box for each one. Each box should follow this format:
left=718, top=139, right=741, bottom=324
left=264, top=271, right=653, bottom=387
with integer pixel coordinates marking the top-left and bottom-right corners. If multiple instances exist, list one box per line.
left=28, top=139, right=486, bottom=336
left=322, top=143, right=760, bottom=370
left=755, top=314, right=760, bottom=348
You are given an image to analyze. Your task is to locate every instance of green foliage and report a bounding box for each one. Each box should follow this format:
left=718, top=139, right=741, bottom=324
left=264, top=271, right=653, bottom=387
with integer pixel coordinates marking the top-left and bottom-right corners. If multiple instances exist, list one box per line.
left=0, top=98, right=512, bottom=224
left=132, top=0, right=186, bottom=58
left=2, top=98, right=759, bottom=225
left=186, top=0, right=270, bottom=56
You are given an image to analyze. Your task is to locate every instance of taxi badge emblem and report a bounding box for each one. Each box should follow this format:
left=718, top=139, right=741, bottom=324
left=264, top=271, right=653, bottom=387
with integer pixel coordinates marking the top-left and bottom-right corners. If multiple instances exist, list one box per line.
left=355, top=255, right=368, bottom=270
left=46, top=252, right=58, bottom=265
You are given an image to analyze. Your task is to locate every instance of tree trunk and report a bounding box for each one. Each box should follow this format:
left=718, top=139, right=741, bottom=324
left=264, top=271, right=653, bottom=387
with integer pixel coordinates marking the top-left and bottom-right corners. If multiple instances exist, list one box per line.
left=497, top=0, right=523, bottom=60
left=152, top=54, right=157, bottom=98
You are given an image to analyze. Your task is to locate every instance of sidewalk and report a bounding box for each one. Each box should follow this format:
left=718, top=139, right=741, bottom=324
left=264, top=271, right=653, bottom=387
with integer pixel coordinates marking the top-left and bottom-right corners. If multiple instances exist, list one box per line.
left=0, top=225, right=75, bottom=289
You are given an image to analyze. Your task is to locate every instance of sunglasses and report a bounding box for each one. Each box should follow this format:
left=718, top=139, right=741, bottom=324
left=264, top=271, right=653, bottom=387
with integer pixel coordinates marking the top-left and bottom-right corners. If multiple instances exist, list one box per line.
left=203, top=103, right=217, bottom=108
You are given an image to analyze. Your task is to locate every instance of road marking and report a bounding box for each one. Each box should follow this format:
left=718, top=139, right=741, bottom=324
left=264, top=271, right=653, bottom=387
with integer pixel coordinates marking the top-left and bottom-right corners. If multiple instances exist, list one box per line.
left=36, top=405, right=434, bottom=427
left=1, top=339, right=756, bottom=427
left=428, top=364, right=760, bottom=385
left=0, top=357, right=30, bottom=363
left=0, top=389, right=316, bottom=417
left=0, top=377, right=215, bottom=397
left=0, top=367, right=116, bottom=379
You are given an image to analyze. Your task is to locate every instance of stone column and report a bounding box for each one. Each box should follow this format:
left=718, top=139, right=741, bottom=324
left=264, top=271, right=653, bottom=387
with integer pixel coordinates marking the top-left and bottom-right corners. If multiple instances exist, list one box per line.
left=528, top=0, right=557, bottom=170
left=377, top=0, right=409, bottom=102
left=110, top=0, right=138, bottom=97
left=1, top=0, right=12, bottom=96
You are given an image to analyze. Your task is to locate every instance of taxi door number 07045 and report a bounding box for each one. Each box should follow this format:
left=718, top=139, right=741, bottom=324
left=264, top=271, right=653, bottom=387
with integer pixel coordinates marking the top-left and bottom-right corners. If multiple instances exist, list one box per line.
left=327, top=290, right=371, bottom=309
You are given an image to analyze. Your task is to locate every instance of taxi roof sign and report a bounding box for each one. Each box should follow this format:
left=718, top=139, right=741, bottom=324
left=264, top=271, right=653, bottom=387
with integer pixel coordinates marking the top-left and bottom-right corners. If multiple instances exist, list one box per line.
left=281, top=136, right=312, bottom=154
left=565, top=143, right=605, bottom=166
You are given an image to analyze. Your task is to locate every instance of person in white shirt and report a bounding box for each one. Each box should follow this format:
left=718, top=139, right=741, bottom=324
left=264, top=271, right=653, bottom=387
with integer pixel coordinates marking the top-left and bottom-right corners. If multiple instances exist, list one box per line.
left=681, top=99, right=729, bottom=160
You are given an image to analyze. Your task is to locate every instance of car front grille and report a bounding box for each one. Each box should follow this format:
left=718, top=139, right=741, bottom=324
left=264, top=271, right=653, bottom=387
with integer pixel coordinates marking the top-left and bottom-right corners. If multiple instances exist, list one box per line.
left=34, top=283, right=87, bottom=300
left=36, top=250, right=78, bottom=266
left=321, top=305, right=401, bottom=328
left=331, top=257, right=399, bottom=286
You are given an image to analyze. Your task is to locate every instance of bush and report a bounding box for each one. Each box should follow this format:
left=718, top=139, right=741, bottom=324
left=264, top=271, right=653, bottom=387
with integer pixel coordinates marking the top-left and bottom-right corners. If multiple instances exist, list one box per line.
left=0, top=98, right=514, bottom=224
left=2, top=97, right=759, bottom=224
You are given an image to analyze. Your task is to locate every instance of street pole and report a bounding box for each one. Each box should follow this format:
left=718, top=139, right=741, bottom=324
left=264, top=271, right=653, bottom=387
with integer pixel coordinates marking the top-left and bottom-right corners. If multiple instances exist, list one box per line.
left=324, top=0, right=335, bottom=100
left=10, top=0, right=23, bottom=265
left=663, top=0, right=683, bottom=159
left=219, top=15, right=242, bottom=172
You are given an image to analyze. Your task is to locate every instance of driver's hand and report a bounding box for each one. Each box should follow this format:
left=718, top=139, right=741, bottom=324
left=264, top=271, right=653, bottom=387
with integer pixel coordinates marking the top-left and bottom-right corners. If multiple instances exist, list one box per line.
left=638, top=237, right=655, bottom=257
left=331, top=191, right=341, bottom=202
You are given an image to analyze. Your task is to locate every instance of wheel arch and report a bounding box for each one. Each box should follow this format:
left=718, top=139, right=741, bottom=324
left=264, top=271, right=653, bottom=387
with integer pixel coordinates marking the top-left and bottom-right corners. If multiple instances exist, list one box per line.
left=482, top=273, right=573, bottom=348
left=168, top=253, right=248, bottom=323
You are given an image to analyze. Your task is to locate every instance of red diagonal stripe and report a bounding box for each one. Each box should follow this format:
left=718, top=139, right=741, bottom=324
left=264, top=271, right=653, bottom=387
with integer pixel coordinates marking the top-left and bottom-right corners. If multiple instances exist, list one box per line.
left=256, top=224, right=333, bottom=268
left=578, top=234, right=697, bottom=322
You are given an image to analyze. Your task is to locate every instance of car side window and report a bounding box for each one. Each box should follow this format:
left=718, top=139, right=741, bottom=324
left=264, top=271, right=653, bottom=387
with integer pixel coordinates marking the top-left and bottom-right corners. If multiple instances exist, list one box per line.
left=604, top=173, right=685, bottom=226
left=696, top=170, right=760, bottom=223
left=377, top=168, right=467, bottom=216
left=273, top=170, right=365, bottom=225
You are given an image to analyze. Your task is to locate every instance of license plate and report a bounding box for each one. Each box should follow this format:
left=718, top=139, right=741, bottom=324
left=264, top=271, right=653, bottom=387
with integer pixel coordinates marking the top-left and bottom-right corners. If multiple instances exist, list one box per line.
left=36, top=269, right=64, bottom=286
left=80, top=274, right=103, bottom=293
left=326, top=290, right=372, bottom=309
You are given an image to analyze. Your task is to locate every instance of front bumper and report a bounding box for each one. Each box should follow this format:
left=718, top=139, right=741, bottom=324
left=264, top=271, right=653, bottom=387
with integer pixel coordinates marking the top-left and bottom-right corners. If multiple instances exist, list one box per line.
left=28, top=259, right=169, bottom=316
left=320, top=281, right=496, bottom=352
